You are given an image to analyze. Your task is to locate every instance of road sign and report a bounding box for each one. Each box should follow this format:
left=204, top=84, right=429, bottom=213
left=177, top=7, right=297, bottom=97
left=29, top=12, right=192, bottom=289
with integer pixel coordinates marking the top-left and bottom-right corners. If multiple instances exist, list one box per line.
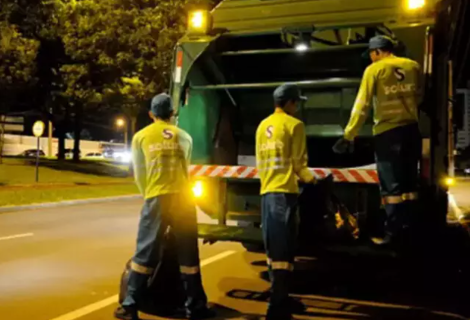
left=33, top=121, right=45, bottom=137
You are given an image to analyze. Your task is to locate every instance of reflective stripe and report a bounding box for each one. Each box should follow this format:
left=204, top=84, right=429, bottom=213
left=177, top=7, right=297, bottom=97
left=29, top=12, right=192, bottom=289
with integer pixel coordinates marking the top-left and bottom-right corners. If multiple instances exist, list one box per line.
left=180, top=265, right=200, bottom=275
left=257, top=165, right=286, bottom=171
left=382, top=192, right=419, bottom=205
left=271, top=261, right=294, bottom=271
left=382, top=195, right=404, bottom=204
left=131, top=261, right=154, bottom=275
left=402, top=192, right=418, bottom=201
left=257, top=157, right=285, bottom=165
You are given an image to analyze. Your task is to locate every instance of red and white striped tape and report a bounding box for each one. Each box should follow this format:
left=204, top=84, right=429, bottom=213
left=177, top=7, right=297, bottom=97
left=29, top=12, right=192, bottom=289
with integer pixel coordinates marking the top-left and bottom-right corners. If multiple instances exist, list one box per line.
left=189, top=165, right=379, bottom=184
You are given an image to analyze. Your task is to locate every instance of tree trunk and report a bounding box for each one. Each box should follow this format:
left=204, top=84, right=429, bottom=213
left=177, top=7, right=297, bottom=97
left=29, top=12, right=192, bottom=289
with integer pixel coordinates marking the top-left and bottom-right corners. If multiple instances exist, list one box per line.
left=57, top=121, right=65, bottom=161
left=127, top=117, right=137, bottom=176
left=0, top=115, right=5, bottom=165
left=73, top=104, right=82, bottom=162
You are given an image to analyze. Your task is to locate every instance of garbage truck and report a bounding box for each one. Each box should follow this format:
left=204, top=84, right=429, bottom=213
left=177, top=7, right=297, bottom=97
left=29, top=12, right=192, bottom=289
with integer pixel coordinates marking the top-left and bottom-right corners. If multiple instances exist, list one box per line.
left=169, top=0, right=470, bottom=258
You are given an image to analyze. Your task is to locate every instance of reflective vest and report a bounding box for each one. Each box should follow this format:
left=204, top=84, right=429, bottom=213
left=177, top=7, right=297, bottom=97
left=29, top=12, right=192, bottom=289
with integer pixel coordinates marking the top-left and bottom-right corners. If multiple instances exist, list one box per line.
left=256, top=109, right=314, bottom=195
left=344, top=55, right=422, bottom=140
left=132, top=120, right=192, bottom=199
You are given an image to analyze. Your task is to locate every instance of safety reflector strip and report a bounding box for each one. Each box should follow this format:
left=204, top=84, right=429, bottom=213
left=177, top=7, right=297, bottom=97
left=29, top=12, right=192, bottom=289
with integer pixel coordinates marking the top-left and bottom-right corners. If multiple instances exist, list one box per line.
left=189, top=165, right=380, bottom=184
left=180, top=265, right=200, bottom=275
left=175, top=50, right=183, bottom=83
left=130, top=261, right=154, bottom=275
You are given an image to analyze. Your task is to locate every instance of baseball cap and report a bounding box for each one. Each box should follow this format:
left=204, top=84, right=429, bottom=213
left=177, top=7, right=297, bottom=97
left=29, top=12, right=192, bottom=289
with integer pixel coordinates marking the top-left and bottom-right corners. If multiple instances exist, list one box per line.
left=369, top=35, right=395, bottom=50
left=273, top=83, right=307, bottom=105
left=362, top=35, right=396, bottom=58
left=150, top=93, right=174, bottom=118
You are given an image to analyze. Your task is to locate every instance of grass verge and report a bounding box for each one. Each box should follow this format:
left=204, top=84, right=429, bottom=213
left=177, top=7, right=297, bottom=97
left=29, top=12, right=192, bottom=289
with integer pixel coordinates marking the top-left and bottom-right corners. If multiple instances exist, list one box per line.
left=0, top=157, right=138, bottom=207
left=0, top=184, right=139, bottom=207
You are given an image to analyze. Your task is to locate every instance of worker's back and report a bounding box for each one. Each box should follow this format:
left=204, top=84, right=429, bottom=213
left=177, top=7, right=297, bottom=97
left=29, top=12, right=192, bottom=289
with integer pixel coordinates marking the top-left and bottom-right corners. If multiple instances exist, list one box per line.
left=256, top=111, right=303, bottom=195
left=367, top=55, right=421, bottom=135
left=133, top=120, right=192, bottom=199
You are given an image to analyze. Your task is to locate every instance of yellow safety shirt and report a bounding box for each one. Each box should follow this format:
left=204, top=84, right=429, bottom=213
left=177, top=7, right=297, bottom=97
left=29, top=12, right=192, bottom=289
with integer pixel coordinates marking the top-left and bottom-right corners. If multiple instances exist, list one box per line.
left=256, top=108, right=315, bottom=195
left=131, top=119, right=192, bottom=199
left=344, top=55, right=423, bottom=140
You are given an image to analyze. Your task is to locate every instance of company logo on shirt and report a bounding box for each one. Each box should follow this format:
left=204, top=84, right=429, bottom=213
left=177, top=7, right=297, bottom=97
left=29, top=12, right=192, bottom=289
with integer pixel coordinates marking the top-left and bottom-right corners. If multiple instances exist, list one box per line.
left=162, top=129, right=174, bottom=140
left=266, top=125, right=274, bottom=138
left=394, top=68, right=406, bottom=82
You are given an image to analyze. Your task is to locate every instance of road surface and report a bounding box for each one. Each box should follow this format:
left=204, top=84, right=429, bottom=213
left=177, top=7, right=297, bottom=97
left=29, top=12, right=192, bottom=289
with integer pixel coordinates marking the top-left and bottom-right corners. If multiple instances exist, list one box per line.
left=0, top=198, right=468, bottom=320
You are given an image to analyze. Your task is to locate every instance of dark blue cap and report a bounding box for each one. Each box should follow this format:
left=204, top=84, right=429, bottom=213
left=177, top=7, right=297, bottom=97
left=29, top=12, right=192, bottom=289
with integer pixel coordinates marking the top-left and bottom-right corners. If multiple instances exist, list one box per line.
left=150, top=93, right=173, bottom=118
left=368, top=35, right=395, bottom=50
left=273, top=83, right=307, bottom=105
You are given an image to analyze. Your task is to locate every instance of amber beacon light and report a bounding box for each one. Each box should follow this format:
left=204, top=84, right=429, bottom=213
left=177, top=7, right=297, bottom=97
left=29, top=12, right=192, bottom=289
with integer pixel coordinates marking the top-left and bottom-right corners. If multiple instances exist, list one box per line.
left=188, top=10, right=211, bottom=35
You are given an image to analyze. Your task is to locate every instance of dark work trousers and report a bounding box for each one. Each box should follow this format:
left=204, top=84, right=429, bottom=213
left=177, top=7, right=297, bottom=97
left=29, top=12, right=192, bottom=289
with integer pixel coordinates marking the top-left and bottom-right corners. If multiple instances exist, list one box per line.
left=375, top=123, right=421, bottom=241
left=122, top=193, right=207, bottom=312
left=262, top=193, right=299, bottom=319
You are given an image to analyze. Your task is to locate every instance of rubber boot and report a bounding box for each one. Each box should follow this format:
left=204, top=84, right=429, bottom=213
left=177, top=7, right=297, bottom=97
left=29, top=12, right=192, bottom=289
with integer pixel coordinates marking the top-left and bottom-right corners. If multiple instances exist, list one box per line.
left=117, top=271, right=149, bottom=320
left=182, top=273, right=215, bottom=320
left=266, top=270, right=292, bottom=320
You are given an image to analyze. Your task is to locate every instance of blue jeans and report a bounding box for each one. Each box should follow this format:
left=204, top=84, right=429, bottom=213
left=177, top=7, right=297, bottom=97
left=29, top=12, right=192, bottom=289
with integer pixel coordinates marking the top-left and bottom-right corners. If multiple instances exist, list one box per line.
left=123, top=193, right=207, bottom=311
left=262, top=193, right=299, bottom=318
left=375, top=123, right=421, bottom=239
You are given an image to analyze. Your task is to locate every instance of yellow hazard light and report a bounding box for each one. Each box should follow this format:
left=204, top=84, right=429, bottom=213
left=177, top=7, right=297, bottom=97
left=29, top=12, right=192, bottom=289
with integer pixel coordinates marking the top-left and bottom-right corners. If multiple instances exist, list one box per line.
left=192, top=180, right=204, bottom=198
left=188, top=10, right=211, bottom=35
left=445, top=177, right=455, bottom=187
left=407, top=0, right=425, bottom=10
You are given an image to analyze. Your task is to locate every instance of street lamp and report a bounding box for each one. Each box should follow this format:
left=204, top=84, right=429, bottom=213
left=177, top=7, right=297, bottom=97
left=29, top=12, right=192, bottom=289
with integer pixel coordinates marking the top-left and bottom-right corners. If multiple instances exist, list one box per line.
left=116, top=118, right=128, bottom=147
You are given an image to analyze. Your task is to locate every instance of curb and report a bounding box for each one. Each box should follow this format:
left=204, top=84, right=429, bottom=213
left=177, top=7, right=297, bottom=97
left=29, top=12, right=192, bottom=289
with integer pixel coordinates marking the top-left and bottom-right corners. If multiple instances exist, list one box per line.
left=0, top=194, right=141, bottom=213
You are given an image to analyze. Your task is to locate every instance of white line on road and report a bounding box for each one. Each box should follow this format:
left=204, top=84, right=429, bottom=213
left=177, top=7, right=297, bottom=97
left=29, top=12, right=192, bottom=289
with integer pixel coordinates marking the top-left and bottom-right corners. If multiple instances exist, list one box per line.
left=48, top=250, right=237, bottom=320
left=0, top=233, right=34, bottom=241
left=449, top=193, right=465, bottom=221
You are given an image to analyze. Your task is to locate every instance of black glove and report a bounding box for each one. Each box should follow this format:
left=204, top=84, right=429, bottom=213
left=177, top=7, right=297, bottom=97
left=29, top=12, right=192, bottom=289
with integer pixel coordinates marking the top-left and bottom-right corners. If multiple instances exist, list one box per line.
left=317, top=173, right=334, bottom=186
left=332, top=138, right=354, bottom=154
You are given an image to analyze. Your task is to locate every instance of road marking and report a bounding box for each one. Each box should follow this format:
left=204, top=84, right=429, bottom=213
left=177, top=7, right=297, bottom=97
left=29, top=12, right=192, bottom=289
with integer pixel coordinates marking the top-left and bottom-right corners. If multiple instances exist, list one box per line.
left=449, top=193, right=465, bottom=221
left=0, top=233, right=34, bottom=241
left=48, top=250, right=237, bottom=320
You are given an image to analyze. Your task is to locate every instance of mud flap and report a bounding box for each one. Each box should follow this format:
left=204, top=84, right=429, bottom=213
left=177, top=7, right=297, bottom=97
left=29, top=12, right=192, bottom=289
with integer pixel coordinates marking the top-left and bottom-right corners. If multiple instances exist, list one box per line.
left=118, top=229, right=186, bottom=316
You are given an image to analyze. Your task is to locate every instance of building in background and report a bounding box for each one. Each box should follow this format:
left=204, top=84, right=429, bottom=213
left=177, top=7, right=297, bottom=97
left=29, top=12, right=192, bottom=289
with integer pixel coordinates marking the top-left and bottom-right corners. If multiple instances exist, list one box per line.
left=456, top=89, right=470, bottom=150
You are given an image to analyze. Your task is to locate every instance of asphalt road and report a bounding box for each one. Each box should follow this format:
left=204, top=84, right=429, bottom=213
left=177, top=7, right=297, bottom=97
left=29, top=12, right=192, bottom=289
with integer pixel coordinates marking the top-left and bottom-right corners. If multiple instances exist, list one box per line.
left=0, top=199, right=469, bottom=320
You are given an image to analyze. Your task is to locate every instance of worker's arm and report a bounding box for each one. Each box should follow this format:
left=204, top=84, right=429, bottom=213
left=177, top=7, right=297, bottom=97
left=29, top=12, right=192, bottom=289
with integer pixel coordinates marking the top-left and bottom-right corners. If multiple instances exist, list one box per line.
left=415, top=62, right=426, bottom=112
left=178, top=129, right=193, bottom=167
left=292, top=123, right=316, bottom=183
left=131, top=134, right=147, bottom=196
left=344, top=66, right=376, bottom=141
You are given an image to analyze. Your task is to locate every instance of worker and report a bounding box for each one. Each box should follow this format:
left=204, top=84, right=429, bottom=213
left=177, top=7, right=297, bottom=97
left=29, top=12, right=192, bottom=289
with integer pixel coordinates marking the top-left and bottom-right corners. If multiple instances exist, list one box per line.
left=256, top=83, right=331, bottom=320
left=333, top=35, right=422, bottom=246
left=115, top=93, right=214, bottom=320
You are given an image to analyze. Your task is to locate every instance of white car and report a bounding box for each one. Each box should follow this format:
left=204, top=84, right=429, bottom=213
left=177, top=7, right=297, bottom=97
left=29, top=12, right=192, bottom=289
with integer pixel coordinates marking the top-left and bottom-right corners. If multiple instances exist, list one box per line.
left=83, top=152, right=105, bottom=160
left=113, top=151, right=132, bottom=163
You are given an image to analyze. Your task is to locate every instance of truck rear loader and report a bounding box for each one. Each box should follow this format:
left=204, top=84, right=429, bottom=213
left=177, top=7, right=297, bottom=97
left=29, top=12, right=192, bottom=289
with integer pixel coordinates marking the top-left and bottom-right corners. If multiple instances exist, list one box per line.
left=170, top=0, right=470, bottom=268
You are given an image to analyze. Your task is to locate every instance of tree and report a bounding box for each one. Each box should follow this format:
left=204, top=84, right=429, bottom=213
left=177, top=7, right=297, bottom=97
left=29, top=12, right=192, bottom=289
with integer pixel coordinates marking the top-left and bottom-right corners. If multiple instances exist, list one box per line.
left=0, top=22, right=39, bottom=162
left=58, top=63, right=103, bottom=161
left=56, top=0, right=210, bottom=142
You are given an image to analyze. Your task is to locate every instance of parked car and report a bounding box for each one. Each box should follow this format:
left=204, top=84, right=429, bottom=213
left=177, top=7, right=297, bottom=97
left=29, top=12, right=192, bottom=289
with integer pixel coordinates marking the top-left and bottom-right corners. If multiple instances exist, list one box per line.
left=83, top=152, right=105, bottom=160
left=20, top=149, right=45, bottom=158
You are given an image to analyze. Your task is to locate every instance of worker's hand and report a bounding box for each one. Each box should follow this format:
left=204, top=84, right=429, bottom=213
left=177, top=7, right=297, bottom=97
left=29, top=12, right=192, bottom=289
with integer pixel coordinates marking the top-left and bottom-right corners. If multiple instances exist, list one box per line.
left=316, top=173, right=334, bottom=186
left=332, top=138, right=354, bottom=154
left=312, top=173, right=333, bottom=186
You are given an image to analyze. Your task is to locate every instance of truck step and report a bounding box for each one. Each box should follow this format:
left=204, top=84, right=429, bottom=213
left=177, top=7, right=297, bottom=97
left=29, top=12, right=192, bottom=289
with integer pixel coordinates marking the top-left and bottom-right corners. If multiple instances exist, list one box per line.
left=198, top=224, right=262, bottom=244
